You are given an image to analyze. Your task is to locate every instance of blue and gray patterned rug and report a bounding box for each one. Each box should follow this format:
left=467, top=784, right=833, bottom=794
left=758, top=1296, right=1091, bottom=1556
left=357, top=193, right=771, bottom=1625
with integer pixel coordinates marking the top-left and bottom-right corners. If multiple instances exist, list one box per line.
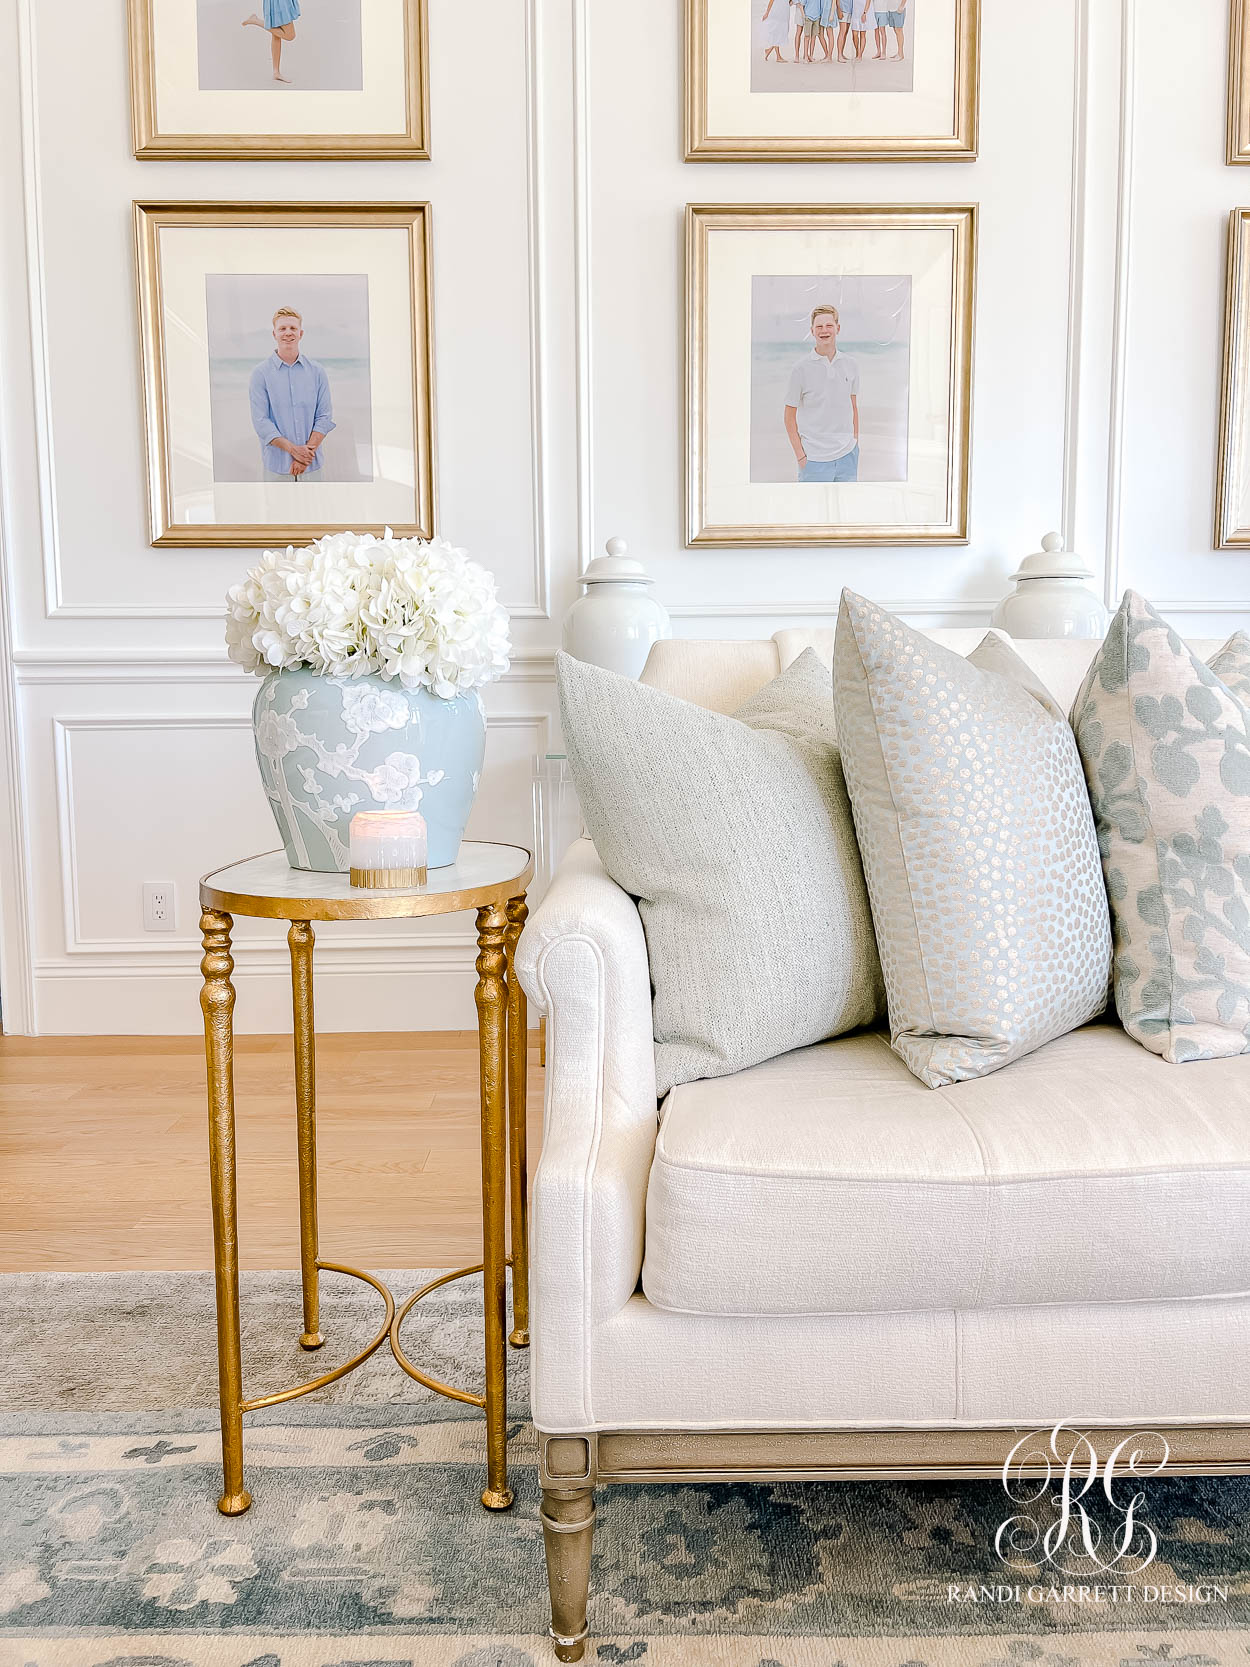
left=2, top=1272, right=1249, bottom=1667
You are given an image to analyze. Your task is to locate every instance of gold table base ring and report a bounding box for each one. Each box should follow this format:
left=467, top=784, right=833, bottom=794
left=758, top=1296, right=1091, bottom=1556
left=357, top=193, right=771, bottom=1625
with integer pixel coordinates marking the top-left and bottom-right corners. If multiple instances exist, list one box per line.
left=239, top=1261, right=396, bottom=1414
left=389, top=1259, right=519, bottom=1408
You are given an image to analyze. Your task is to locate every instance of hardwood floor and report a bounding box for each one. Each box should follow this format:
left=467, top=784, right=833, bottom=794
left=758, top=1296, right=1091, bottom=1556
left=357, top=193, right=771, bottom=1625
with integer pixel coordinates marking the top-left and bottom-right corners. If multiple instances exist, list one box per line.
left=0, top=1031, right=543, bottom=1272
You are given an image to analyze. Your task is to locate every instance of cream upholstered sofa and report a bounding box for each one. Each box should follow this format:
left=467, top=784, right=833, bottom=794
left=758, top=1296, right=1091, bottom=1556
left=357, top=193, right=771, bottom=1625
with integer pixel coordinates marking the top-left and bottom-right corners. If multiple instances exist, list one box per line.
left=516, top=627, right=1250, bottom=1662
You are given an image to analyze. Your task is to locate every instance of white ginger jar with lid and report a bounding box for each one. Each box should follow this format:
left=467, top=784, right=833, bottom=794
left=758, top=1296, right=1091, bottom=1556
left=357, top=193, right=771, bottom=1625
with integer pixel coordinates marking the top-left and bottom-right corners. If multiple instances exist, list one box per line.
left=991, top=530, right=1110, bottom=640
left=561, top=536, right=672, bottom=679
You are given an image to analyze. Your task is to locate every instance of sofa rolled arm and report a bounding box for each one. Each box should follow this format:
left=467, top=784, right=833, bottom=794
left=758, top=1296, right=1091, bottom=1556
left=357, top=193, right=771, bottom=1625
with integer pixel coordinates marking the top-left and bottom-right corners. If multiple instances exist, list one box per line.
left=517, top=839, right=659, bottom=1429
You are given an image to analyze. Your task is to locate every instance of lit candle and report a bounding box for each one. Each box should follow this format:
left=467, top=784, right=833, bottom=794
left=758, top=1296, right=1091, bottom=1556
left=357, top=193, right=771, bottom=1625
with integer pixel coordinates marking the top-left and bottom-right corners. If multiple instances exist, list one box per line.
left=348, top=810, right=428, bottom=889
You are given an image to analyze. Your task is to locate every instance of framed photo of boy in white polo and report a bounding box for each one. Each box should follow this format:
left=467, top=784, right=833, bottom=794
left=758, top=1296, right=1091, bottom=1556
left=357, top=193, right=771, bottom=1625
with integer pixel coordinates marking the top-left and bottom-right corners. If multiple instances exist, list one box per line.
left=134, top=201, right=435, bottom=548
left=686, top=203, right=975, bottom=546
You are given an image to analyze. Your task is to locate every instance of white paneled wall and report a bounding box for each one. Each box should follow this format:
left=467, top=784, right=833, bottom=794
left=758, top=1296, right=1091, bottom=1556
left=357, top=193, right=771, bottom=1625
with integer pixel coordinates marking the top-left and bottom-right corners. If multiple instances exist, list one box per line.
left=0, top=0, right=1248, bottom=1033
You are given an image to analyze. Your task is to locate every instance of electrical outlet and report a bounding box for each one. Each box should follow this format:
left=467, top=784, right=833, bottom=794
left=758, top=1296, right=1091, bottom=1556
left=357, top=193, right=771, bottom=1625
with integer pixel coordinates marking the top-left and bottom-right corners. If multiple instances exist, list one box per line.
left=142, top=882, right=177, bottom=933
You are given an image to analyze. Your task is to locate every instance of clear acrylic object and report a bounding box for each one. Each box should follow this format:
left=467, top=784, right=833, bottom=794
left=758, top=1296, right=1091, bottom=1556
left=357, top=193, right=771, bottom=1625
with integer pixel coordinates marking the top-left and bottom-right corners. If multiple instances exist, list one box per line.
left=532, top=753, right=584, bottom=894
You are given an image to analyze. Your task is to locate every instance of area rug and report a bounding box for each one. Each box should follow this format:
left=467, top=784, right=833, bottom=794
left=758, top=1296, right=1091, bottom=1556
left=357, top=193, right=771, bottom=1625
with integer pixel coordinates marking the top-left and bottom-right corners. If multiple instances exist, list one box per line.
left=2, top=1272, right=1249, bottom=1667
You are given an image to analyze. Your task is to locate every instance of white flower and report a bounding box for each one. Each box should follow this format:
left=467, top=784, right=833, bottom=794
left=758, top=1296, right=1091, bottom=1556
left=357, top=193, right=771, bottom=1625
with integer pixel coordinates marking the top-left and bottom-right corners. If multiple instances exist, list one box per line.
left=340, top=683, right=410, bottom=734
left=254, top=707, right=302, bottom=759
left=362, top=750, right=425, bottom=807
left=224, top=532, right=511, bottom=697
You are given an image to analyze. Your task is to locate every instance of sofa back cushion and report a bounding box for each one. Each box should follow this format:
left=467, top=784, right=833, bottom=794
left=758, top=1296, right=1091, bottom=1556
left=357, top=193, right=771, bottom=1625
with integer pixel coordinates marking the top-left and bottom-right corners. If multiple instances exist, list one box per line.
left=644, top=631, right=1229, bottom=717
left=1072, top=595, right=1250, bottom=1062
left=556, top=647, right=885, bottom=1098
left=833, top=590, right=1112, bottom=1088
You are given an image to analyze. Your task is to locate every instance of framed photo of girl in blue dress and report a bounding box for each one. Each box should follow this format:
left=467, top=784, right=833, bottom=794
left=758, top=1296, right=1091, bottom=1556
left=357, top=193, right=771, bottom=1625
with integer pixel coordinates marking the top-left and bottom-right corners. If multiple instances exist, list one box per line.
left=134, top=202, right=436, bottom=547
left=128, top=0, right=428, bottom=159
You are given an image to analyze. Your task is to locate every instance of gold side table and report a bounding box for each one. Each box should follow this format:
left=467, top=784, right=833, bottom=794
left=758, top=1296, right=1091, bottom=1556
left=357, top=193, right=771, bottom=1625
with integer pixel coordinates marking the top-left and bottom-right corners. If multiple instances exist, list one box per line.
left=198, top=842, right=533, bottom=1518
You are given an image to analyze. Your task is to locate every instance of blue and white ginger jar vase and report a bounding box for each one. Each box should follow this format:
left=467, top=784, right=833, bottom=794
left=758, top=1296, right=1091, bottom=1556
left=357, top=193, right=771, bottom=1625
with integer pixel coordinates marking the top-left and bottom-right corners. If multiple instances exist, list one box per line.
left=252, top=669, right=486, bottom=873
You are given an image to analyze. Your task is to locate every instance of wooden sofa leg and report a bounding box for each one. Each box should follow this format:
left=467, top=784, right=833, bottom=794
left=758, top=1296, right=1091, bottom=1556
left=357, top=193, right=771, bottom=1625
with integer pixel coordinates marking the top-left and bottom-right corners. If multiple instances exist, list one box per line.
left=540, top=1485, right=594, bottom=1661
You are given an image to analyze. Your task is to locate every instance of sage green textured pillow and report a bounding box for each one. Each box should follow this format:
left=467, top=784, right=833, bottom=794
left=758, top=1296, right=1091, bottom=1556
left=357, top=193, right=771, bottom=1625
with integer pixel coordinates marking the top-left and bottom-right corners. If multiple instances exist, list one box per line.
left=556, top=647, right=885, bottom=1098
left=832, top=591, right=1112, bottom=1089
left=1071, top=593, right=1250, bottom=1062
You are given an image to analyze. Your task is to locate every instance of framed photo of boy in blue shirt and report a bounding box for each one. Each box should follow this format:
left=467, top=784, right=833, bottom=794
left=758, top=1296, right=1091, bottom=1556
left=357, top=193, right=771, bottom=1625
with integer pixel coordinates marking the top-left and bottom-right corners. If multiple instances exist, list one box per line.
left=135, top=202, right=435, bottom=548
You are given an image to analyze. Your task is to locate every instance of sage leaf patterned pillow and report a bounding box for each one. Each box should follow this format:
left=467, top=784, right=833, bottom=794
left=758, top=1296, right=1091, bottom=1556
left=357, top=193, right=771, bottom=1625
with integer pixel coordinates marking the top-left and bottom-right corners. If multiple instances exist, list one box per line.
left=1071, top=593, right=1250, bottom=1062
left=1210, top=629, right=1250, bottom=703
left=833, top=591, right=1111, bottom=1089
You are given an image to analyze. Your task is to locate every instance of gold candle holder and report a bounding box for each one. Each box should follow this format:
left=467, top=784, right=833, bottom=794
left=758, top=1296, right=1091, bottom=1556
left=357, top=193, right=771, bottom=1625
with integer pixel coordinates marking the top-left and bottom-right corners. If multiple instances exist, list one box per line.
left=348, top=864, right=428, bottom=889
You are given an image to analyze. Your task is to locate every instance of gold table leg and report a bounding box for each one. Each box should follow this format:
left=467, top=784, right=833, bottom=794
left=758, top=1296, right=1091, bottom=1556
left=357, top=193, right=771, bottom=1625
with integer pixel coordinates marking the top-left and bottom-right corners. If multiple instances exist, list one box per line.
left=475, top=901, right=514, bottom=1510
left=504, top=892, right=530, bottom=1349
left=288, top=920, right=324, bottom=1351
left=200, top=907, right=251, bottom=1517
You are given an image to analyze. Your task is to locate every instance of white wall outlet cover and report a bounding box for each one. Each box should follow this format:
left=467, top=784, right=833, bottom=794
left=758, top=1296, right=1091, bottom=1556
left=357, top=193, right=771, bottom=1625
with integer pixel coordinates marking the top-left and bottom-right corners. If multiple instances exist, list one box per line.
left=142, top=882, right=177, bottom=932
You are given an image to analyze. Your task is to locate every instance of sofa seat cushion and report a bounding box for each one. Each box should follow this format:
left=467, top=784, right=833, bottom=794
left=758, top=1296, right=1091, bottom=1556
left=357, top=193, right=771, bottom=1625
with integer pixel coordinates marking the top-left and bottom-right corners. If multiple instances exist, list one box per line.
left=641, top=1022, right=1250, bottom=1316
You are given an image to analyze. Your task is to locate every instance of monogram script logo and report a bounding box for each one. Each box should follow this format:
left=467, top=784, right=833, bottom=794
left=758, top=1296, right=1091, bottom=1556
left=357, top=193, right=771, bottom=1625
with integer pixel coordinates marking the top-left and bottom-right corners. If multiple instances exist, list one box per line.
left=994, top=1422, right=1169, bottom=1577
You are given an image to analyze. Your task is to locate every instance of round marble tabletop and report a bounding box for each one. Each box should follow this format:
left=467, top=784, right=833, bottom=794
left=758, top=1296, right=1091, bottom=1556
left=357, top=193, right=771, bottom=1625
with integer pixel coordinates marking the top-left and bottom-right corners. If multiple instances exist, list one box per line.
left=200, top=843, right=533, bottom=922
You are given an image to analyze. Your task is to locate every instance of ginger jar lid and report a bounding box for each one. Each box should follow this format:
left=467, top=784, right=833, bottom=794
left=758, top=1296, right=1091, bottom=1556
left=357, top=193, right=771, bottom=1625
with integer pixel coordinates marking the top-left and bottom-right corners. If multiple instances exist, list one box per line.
left=1009, top=530, right=1095, bottom=583
left=579, top=537, right=655, bottom=588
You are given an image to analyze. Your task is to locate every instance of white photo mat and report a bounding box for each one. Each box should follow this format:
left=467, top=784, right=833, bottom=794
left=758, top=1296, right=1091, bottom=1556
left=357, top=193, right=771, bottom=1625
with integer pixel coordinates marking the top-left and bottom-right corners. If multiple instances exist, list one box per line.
left=698, top=221, right=961, bottom=538
left=150, top=220, right=423, bottom=536
left=150, top=0, right=409, bottom=136
left=706, top=0, right=957, bottom=140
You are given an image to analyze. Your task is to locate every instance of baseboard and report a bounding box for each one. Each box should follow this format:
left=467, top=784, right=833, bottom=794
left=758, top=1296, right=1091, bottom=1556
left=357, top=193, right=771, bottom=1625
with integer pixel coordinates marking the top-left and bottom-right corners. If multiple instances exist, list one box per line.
left=29, top=963, right=483, bottom=1035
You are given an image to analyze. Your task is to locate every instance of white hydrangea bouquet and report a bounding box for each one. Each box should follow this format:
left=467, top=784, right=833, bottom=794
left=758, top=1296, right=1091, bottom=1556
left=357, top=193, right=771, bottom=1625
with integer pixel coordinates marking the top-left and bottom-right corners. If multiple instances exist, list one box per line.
left=226, top=529, right=511, bottom=697
left=227, top=531, right=511, bottom=874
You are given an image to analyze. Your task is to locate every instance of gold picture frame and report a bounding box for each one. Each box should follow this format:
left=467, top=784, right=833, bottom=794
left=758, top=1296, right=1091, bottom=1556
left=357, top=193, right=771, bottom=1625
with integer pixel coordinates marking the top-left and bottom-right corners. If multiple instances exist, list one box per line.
left=685, top=0, right=979, bottom=162
left=128, top=0, right=429, bottom=160
left=1216, top=209, right=1250, bottom=545
left=1229, top=1, right=1250, bottom=162
left=134, top=200, right=436, bottom=548
left=686, top=203, right=976, bottom=547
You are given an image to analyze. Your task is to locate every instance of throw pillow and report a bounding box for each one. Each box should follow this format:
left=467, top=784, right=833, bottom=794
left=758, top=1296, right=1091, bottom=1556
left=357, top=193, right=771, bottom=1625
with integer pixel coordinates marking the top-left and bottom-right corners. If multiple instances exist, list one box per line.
left=832, top=591, right=1112, bottom=1088
left=1210, top=629, right=1250, bottom=703
left=555, top=647, right=885, bottom=1098
left=1071, top=592, right=1250, bottom=1062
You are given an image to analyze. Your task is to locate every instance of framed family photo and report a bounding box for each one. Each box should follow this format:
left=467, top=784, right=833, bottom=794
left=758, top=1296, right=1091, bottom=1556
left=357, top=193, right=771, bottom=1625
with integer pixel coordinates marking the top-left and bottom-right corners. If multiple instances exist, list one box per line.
left=134, top=201, right=435, bottom=548
left=128, top=0, right=428, bottom=159
left=686, top=203, right=975, bottom=546
left=685, top=0, right=978, bottom=161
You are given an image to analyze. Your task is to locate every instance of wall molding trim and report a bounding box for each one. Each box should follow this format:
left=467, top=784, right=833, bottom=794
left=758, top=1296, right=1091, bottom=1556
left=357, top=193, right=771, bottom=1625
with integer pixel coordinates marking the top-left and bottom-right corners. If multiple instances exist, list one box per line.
left=50, top=708, right=550, bottom=960
left=523, top=0, right=553, bottom=620
left=52, top=713, right=248, bottom=957
left=572, top=0, right=594, bottom=572
left=0, top=418, right=35, bottom=1034
left=33, top=948, right=478, bottom=978
left=14, top=0, right=62, bottom=624
left=1150, top=599, right=1250, bottom=617
left=666, top=599, right=999, bottom=620
left=16, top=0, right=552, bottom=624
left=14, top=647, right=559, bottom=684
left=1060, top=0, right=1089, bottom=553
left=1101, top=0, right=1137, bottom=610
